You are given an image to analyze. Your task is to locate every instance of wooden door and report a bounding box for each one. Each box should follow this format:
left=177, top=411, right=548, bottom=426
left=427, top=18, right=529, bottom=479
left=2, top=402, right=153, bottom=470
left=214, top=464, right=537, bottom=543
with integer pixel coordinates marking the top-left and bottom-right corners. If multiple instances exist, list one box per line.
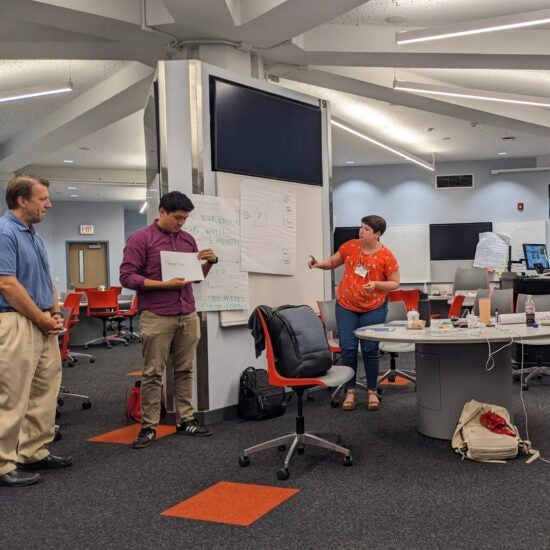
left=67, top=242, right=108, bottom=290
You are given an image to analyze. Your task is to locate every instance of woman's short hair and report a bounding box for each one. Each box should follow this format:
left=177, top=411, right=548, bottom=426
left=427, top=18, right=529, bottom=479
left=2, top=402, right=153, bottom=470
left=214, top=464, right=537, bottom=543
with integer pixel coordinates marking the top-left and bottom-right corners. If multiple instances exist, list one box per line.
left=361, top=215, right=387, bottom=236
left=159, top=191, right=195, bottom=213
left=5, top=174, right=49, bottom=210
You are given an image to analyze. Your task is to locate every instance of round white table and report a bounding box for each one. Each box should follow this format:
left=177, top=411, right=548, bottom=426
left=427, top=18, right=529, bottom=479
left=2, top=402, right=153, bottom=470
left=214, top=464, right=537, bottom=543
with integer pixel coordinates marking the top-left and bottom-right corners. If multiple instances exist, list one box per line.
left=355, top=322, right=550, bottom=439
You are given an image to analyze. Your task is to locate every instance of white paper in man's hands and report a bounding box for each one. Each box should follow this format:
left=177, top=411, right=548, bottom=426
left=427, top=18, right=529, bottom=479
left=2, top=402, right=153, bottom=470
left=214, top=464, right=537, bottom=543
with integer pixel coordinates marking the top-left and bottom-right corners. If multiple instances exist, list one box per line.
left=160, top=251, right=204, bottom=282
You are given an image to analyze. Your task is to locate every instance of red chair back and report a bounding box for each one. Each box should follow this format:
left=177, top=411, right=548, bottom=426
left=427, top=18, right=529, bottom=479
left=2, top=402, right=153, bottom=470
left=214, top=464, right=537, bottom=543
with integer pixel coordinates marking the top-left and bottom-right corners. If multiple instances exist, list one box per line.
left=257, top=309, right=329, bottom=389
left=63, top=292, right=84, bottom=326
left=448, top=294, right=465, bottom=318
left=400, top=289, right=420, bottom=311
left=74, top=286, right=96, bottom=292
left=110, top=286, right=123, bottom=298
left=86, top=289, right=121, bottom=317
left=121, top=295, right=138, bottom=317
left=388, top=290, right=403, bottom=302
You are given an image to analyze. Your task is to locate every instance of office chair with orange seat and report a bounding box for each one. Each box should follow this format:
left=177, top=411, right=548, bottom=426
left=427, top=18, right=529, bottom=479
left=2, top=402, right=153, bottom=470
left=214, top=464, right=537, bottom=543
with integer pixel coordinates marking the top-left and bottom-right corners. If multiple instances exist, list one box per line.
left=388, top=289, right=403, bottom=302
left=83, top=289, right=128, bottom=349
left=117, top=295, right=141, bottom=342
left=378, top=300, right=416, bottom=385
left=447, top=293, right=466, bottom=318
left=240, top=307, right=354, bottom=480
left=399, top=289, right=420, bottom=311
left=62, top=292, right=95, bottom=364
left=58, top=307, right=92, bottom=410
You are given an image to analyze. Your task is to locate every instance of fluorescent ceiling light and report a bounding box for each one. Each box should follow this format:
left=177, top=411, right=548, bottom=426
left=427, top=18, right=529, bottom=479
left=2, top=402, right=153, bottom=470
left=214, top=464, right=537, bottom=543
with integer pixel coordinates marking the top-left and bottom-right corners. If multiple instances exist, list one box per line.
left=67, top=186, right=77, bottom=190
left=396, top=9, right=550, bottom=44
left=0, top=81, right=73, bottom=104
left=69, top=194, right=79, bottom=198
left=393, top=80, right=550, bottom=109
left=63, top=159, right=75, bottom=164
left=331, top=118, right=434, bottom=172
left=139, top=201, right=148, bottom=214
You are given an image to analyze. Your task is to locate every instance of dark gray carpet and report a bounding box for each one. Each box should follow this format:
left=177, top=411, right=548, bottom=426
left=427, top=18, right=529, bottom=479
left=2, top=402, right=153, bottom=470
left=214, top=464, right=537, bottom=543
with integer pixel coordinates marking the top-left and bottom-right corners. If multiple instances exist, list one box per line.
left=2, top=345, right=550, bottom=550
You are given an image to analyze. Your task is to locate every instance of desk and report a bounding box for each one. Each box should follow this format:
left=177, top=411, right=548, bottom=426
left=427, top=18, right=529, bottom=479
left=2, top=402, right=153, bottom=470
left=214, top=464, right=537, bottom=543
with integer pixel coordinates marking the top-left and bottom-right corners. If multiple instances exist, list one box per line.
left=355, top=323, right=550, bottom=440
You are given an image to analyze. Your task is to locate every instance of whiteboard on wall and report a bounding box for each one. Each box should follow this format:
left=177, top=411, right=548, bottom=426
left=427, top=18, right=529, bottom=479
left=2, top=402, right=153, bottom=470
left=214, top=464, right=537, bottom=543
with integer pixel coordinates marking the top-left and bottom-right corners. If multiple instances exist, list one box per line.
left=493, top=220, right=547, bottom=270
left=217, top=172, right=325, bottom=326
left=381, top=225, right=430, bottom=283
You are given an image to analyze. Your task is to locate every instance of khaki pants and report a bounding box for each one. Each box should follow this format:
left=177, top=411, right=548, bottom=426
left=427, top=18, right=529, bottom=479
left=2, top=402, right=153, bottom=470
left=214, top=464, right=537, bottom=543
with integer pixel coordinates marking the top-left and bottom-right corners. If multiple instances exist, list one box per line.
left=139, top=311, right=200, bottom=429
left=0, top=312, right=62, bottom=476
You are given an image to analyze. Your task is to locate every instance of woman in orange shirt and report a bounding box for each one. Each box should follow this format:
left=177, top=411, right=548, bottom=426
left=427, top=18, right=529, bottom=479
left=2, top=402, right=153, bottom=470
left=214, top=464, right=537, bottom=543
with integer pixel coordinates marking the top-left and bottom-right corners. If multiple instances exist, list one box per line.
left=309, top=215, right=400, bottom=411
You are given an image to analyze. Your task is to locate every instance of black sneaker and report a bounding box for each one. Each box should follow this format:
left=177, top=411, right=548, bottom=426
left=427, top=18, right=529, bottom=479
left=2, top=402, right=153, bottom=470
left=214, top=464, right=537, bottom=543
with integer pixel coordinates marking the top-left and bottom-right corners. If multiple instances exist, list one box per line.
left=132, top=427, right=156, bottom=449
left=176, top=420, right=212, bottom=437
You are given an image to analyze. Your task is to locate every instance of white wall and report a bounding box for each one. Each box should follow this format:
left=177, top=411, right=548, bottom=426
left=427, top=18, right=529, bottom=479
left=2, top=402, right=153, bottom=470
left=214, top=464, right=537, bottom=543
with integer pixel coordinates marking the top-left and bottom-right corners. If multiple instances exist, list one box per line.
left=332, top=158, right=548, bottom=226
left=40, top=201, right=126, bottom=293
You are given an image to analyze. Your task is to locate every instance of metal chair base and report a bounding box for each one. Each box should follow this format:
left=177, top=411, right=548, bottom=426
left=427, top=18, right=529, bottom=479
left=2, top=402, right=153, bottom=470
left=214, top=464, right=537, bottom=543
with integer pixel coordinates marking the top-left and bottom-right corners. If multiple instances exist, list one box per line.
left=84, top=335, right=128, bottom=349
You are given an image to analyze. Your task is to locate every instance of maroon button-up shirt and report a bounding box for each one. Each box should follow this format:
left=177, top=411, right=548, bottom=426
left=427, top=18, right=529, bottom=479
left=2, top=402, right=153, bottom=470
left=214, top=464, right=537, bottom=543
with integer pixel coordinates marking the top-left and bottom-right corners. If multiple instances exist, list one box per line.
left=119, top=221, right=198, bottom=315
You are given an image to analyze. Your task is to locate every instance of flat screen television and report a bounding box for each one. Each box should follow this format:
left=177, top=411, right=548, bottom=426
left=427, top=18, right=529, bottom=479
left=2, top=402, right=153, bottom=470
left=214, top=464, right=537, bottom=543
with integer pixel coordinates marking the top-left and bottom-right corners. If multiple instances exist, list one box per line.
left=209, top=76, right=323, bottom=186
left=143, top=79, right=160, bottom=189
left=334, top=226, right=360, bottom=252
left=522, top=243, right=549, bottom=271
left=429, top=222, right=492, bottom=260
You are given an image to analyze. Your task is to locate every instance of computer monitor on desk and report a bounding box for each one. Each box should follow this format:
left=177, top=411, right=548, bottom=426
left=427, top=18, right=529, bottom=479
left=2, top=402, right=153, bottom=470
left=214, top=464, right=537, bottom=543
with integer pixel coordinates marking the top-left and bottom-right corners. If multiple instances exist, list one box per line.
left=522, top=243, right=549, bottom=272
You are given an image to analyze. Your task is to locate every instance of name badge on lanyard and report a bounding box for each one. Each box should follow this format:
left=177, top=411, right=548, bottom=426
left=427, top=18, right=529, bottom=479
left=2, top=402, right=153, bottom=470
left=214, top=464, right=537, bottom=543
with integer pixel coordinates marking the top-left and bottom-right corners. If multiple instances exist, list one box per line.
left=354, top=264, right=368, bottom=278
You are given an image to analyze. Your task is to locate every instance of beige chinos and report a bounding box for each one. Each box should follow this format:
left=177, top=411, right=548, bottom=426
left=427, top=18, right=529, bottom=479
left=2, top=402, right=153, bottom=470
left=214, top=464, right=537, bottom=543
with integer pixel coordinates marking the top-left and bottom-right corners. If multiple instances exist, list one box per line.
left=139, top=310, right=200, bottom=429
left=0, top=312, right=62, bottom=475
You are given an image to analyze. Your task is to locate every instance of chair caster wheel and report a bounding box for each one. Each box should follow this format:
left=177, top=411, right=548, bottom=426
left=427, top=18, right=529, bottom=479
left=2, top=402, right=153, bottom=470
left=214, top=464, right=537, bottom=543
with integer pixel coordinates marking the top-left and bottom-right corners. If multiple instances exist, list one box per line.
left=84, top=345, right=89, bottom=349
left=73, top=357, right=79, bottom=363
left=239, top=456, right=250, bottom=467
left=343, top=455, right=353, bottom=466
left=90, top=358, right=96, bottom=363
left=276, top=468, right=290, bottom=480
left=522, top=384, right=529, bottom=391
left=297, top=446, right=305, bottom=455
left=82, top=401, right=92, bottom=410
left=277, top=445, right=286, bottom=451
left=330, top=400, right=340, bottom=408
left=124, top=342, right=129, bottom=347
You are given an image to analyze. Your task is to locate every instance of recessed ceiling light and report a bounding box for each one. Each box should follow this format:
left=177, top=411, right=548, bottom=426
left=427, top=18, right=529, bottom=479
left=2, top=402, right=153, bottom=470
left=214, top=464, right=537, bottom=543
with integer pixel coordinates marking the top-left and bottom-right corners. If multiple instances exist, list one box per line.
left=70, top=194, right=79, bottom=198
left=346, top=161, right=355, bottom=164
left=63, top=159, right=75, bottom=164
left=67, top=186, right=77, bottom=190
left=498, top=151, right=508, bottom=156
left=384, top=15, right=406, bottom=25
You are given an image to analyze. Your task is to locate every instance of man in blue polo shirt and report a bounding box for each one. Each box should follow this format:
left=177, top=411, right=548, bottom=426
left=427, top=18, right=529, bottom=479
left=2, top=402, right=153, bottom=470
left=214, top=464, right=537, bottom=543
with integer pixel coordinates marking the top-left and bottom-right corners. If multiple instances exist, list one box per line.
left=0, top=174, right=72, bottom=488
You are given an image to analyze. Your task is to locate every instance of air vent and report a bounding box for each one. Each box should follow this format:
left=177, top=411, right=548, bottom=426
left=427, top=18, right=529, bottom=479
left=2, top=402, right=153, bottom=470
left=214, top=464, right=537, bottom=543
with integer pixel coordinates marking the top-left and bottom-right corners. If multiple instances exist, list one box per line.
left=435, top=174, right=474, bottom=189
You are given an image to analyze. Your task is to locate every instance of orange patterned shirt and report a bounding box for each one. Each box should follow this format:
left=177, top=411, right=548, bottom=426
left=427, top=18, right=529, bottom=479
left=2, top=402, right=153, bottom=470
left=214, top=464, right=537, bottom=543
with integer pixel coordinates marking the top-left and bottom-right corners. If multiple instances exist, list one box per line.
left=337, top=240, right=399, bottom=313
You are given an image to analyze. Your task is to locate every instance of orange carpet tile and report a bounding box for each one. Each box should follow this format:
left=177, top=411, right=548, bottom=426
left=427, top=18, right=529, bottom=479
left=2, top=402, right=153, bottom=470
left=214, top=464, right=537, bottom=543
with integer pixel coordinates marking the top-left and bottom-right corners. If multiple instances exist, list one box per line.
left=378, top=375, right=411, bottom=386
left=127, top=370, right=142, bottom=377
left=87, top=423, right=176, bottom=444
left=161, top=481, right=299, bottom=526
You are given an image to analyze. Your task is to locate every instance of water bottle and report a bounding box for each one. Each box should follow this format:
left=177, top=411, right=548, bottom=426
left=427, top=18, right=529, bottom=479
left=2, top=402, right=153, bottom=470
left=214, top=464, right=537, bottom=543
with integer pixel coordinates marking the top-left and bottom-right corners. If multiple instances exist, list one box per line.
left=525, top=295, right=535, bottom=327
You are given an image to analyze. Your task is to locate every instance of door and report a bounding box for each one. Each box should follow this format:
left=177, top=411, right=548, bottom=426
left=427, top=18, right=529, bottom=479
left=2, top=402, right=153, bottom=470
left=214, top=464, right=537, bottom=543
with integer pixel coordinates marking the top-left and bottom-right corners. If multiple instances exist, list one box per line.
left=67, top=242, right=109, bottom=290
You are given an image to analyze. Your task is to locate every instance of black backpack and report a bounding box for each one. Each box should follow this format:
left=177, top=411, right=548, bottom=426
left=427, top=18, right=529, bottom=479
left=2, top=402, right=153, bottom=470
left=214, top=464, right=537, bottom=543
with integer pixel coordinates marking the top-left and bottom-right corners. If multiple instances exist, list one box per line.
left=267, top=305, right=332, bottom=378
left=238, top=367, right=286, bottom=420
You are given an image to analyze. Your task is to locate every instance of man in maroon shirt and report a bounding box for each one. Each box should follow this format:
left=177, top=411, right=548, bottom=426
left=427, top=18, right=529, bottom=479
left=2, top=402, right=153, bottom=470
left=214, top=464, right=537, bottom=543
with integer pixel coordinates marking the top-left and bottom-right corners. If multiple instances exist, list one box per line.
left=120, top=191, right=217, bottom=448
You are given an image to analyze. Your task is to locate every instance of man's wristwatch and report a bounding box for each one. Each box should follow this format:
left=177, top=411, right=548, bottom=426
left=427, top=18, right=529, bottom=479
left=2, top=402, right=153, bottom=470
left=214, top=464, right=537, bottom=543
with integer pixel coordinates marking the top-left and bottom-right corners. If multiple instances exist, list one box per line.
left=207, top=257, right=219, bottom=265
left=51, top=312, right=64, bottom=319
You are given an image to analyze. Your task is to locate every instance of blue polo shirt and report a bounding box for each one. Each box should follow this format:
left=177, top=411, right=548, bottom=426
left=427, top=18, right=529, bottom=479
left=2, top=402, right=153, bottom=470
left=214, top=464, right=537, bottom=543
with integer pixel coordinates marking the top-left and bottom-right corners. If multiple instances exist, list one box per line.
left=0, top=211, right=54, bottom=310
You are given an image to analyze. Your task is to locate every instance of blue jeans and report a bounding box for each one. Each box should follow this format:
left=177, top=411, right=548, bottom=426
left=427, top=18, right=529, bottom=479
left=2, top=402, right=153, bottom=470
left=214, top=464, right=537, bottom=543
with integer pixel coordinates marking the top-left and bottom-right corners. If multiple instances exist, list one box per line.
left=335, top=301, right=388, bottom=390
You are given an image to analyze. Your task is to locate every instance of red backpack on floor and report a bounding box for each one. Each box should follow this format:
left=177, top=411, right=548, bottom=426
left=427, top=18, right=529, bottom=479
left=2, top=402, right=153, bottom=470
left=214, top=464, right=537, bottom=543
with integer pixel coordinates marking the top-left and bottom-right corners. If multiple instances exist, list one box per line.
left=125, top=380, right=142, bottom=423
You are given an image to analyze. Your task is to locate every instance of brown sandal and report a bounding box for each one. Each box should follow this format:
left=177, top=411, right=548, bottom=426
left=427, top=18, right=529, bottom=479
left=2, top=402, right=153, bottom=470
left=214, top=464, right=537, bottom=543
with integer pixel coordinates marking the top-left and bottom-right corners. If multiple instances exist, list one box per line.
left=367, top=390, right=380, bottom=411
left=342, top=390, right=357, bottom=411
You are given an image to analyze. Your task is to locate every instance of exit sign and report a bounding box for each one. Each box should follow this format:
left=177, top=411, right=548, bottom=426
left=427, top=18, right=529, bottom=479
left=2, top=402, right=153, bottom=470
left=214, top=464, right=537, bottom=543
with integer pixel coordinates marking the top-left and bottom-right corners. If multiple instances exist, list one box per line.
left=79, top=224, right=95, bottom=235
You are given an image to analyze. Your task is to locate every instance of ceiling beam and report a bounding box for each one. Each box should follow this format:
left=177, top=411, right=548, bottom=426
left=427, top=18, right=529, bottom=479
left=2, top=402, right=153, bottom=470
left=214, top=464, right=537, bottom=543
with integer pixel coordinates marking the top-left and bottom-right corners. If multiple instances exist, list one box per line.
left=283, top=68, right=550, bottom=138
left=0, top=63, right=154, bottom=172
